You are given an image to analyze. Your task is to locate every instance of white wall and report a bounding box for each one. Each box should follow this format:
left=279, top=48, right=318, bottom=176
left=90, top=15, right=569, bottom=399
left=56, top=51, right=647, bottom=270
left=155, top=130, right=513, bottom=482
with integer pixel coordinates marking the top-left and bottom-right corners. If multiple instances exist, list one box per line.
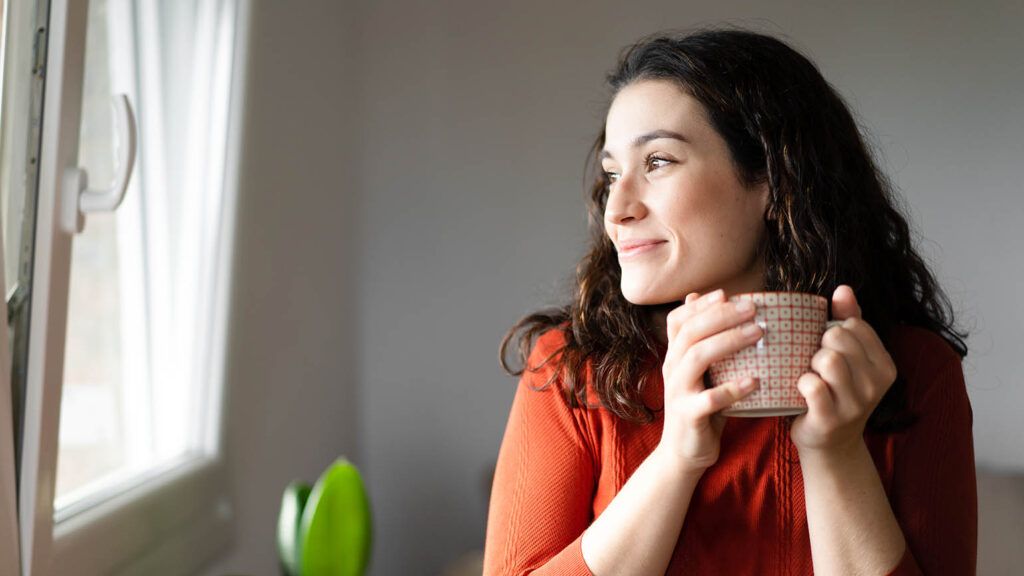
left=352, top=1, right=1023, bottom=574
left=200, top=0, right=1023, bottom=574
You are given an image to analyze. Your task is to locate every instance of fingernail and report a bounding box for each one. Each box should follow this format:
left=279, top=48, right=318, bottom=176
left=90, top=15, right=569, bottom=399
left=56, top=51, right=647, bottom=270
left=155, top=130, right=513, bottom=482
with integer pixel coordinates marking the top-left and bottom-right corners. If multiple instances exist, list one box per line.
left=709, top=289, right=725, bottom=302
left=742, top=322, right=762, bottom=337
left=739, top=377, right=757, bottom=390
left=735, top=300, right=753, bottom=313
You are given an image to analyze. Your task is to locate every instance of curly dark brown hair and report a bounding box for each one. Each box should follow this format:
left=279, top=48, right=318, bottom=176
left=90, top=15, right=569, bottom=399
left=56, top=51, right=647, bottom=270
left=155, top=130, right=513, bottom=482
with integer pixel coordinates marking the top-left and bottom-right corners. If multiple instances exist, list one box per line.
left=498, top=27, right=969, bottom=432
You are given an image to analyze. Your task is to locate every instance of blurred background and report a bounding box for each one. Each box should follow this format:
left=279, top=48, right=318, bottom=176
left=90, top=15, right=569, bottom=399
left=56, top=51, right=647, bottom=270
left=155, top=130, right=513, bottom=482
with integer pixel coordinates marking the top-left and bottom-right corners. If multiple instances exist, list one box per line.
left=169, top=0, right=1021, bottom=574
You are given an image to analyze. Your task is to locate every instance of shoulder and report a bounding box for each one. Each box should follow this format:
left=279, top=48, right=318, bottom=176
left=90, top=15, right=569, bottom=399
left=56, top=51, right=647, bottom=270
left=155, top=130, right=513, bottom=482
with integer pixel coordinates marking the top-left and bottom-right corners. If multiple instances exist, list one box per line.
left=521, top=326, right=600, bottom=408
left=887, top=324, right=967, bottom=410
left=521, top=327, right=569, bottom=384
left=887, top=324, right=961, bottom=376
left=530, top=326, right=570, bottom=361
left=511, top=327, right=602, bottom=455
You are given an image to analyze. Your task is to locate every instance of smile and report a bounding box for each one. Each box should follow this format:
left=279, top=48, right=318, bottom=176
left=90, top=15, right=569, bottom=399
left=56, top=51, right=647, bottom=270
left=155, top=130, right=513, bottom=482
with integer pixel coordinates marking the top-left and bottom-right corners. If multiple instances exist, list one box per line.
left=618, top=241, right=666, bottom=260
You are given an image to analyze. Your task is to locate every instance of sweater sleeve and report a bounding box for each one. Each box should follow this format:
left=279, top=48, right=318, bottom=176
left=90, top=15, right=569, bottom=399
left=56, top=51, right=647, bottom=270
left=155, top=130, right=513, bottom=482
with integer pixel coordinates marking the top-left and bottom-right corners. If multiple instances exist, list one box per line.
left=483, top=331, right=596, bottom=575
left=886, top=355, right=977, bottom=576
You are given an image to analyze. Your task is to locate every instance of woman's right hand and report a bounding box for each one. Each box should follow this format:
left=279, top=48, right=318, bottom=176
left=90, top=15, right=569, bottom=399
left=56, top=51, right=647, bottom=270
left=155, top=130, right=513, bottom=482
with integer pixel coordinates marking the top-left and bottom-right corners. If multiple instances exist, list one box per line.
left=658, top=288, right=764, bottom=473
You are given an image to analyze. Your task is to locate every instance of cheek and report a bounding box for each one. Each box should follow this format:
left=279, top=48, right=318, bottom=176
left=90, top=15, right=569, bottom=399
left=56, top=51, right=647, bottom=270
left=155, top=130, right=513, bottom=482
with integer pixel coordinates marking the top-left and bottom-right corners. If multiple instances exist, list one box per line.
left=663, top=192, right=754, bottom=255
left=652, top=182, right=698, bottom=228
left=660, top=194, right=709, bottom=237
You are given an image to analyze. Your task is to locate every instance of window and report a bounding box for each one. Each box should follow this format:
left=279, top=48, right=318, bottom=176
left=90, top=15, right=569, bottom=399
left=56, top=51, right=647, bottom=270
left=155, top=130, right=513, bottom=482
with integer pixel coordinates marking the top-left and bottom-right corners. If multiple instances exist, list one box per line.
left=0, top=0, right=249, bottom=573
left=57, top=0, right=237, bottom=516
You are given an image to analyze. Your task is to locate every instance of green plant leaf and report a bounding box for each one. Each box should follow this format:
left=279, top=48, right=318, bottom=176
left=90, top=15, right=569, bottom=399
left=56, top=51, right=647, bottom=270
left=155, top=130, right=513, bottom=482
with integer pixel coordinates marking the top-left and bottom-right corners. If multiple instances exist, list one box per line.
left=278, top=481, right=312, bottom=576
left=299, top=458, right=373, bottom=576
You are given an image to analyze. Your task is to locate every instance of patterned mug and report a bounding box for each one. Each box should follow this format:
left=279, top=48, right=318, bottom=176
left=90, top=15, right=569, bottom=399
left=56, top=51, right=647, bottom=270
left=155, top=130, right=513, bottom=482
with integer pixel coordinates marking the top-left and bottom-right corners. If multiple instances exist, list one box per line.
left=707, top=291, right=843, bottom=417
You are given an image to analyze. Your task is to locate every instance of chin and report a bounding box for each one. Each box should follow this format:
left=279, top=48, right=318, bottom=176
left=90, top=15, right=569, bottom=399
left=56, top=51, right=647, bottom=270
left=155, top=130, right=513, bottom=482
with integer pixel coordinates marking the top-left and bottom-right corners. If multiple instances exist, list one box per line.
left=620, top=288, right=681, bottom=307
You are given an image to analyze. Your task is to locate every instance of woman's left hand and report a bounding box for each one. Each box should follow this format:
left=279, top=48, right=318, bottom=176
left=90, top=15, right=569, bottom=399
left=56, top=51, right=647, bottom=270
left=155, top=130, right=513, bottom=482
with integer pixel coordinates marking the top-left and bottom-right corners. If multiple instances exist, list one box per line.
left=790, top=285, right=898, bottom=455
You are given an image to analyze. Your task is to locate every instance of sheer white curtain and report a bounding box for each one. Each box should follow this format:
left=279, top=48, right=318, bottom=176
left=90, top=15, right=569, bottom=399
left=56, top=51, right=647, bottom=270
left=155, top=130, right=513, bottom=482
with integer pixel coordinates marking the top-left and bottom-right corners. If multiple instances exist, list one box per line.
left=57, top=0, right=238, bottom=514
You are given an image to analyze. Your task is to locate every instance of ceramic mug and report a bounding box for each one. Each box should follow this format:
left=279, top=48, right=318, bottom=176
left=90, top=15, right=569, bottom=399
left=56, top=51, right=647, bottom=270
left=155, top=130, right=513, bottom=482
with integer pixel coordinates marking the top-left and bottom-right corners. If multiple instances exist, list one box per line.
left=707, top=291, right=843, bottom=417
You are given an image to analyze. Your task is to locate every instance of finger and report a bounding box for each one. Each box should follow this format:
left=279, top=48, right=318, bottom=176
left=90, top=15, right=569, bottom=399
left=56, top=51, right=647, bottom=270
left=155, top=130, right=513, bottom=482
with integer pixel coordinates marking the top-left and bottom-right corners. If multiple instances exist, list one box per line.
left=666, top=289, right=729, bottom=344
left=698, top=377, right=759, bottom=416
left=833, top=317, right=892, bottom=376
left=667, top=291, right=702, bottom=336
left=809, top=347, right=861, bottom=409
left=796, top=372, right=838, bottom=423
left=830, top=284, right=862, bottom=320
left=668, top=296, right=757, bottom=359
left=815, top=325, right=864, bottom=405
left=821, top=323, right=870, bottom=368
left=677, top=319, right=764, bottom=389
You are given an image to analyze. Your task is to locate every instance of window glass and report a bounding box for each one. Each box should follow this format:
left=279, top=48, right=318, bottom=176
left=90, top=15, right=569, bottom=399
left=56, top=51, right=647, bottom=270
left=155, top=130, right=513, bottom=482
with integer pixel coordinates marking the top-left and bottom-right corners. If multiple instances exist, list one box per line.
left=56, top=0, right=235, bottom=513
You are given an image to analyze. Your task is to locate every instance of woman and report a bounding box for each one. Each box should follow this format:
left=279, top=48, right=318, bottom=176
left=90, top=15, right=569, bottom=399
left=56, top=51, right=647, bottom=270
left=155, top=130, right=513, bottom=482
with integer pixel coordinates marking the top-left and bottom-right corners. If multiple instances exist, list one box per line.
left=484, top=28, right=976, bottom=575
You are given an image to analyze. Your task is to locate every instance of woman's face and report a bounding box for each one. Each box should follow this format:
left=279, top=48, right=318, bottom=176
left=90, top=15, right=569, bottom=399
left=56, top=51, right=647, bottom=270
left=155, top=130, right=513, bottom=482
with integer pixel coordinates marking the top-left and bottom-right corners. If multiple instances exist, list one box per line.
left=602, top=79, right=770, bottom=308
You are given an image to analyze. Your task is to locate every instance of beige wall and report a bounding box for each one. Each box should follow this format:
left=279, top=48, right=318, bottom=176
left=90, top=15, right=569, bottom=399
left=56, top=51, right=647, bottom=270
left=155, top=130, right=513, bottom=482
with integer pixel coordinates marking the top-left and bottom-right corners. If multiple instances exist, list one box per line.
left=200, top=1, right=360, bottom=574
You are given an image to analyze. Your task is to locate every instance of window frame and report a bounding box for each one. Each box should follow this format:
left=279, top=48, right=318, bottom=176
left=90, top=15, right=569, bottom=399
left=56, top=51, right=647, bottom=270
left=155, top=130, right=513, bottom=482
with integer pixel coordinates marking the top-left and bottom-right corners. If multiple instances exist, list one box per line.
left=1, top=181, right=19, bottom=576
left=15, top=0, right=251, bottom=573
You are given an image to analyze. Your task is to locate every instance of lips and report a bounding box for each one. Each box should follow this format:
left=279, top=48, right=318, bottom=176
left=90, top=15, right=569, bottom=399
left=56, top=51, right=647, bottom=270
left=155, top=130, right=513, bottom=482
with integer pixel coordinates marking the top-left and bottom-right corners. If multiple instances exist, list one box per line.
left=618, top=239, right=667, bottom=258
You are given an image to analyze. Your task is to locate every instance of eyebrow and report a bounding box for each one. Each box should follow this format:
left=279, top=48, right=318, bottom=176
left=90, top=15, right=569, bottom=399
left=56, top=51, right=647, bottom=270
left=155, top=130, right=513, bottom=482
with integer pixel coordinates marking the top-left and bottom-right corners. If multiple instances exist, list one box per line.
left=599, top=129, right=689, bottom=161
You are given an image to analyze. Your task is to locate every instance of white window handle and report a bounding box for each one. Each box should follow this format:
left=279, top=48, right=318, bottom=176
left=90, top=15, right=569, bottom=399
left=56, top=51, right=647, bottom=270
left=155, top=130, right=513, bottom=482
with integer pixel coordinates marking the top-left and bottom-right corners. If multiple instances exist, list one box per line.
left=61, top=93, right=138, bottom=234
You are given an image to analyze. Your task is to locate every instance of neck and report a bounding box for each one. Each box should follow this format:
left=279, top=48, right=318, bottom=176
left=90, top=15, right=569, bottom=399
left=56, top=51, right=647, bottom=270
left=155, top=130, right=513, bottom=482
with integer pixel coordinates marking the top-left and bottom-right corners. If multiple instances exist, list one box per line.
left=647, top=304, right=677, bottom=346
left=648, top=276, right=768, bottom=345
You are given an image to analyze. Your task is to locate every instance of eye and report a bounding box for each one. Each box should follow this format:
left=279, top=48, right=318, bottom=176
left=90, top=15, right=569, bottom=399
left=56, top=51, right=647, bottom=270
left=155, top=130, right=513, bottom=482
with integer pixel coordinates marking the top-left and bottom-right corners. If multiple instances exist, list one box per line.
left=645, top=154, right=672, bottom=171
left=602, top=154, right=672, bottom=186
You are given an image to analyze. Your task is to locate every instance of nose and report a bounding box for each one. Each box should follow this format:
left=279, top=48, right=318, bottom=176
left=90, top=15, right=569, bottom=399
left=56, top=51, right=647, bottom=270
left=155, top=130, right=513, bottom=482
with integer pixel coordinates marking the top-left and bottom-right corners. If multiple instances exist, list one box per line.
left=603, top=173, right=647, bottom=224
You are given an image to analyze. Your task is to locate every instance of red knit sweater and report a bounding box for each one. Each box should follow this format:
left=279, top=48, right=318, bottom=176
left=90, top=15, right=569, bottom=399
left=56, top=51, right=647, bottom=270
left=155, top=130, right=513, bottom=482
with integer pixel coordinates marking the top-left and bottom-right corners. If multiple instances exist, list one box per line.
left=483, top=324, right=977, bottom=575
